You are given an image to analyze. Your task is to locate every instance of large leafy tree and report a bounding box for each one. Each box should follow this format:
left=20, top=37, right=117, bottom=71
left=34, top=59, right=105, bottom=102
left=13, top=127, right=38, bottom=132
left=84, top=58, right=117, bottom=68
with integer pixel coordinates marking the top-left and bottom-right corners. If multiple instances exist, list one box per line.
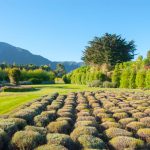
left=82, top=33, right=136, bottom=67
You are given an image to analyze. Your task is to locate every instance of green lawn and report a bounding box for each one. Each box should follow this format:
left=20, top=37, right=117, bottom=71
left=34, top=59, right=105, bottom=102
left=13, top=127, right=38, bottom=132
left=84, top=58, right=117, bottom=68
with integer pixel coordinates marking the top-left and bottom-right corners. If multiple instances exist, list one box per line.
left=0, top=84, right=99, bottom=114
left=0, top=84, right=149, bottom=115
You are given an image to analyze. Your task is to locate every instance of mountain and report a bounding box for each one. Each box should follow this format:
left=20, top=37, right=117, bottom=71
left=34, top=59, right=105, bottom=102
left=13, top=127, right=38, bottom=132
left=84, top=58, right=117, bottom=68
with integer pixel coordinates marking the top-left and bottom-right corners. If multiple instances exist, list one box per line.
left=0, top=42, right=83, bottom=72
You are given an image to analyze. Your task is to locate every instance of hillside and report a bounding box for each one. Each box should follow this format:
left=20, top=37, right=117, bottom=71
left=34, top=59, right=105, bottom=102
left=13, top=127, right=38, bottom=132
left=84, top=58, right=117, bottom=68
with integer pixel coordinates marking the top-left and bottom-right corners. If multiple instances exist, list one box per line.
left=0, top=42, right=82, bottom=72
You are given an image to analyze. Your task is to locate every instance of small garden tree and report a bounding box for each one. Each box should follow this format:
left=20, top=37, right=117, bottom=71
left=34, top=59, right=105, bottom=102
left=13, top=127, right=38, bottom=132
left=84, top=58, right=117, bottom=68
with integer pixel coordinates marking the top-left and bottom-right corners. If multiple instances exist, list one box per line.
left=8, top=68, right=21, bottom=85
left=135, top=70, right=146, bottom=88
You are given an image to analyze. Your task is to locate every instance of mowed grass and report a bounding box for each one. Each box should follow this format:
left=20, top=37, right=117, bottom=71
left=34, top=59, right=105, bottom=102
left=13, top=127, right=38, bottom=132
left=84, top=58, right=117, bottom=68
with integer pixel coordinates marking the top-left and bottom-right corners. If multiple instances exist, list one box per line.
left=0, top=84, right=149, bottom=114
left=0, top=84, right=99, bottom=114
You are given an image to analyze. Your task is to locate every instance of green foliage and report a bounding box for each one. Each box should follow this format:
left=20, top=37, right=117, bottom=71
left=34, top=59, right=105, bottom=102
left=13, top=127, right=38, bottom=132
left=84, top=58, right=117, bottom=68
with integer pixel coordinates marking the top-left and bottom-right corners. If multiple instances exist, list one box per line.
left=8, top=68, right=21, bottom=85
left=11, top=131, right=44, bottom=150
left=78, top=135, right=106, bottom=149
left=120, top=68, right=130, bottom=88
left=2, top=86, right=36, bottom=92
left=66, top=66, right=106, bottom=85
left=29, top=78, right=42, bottom=84
left=136, top=70, right=146, bottom=88
left=88, top=80, right=103, bottom=87
left=82, top=33, right=136, bottom=67
left=55, top=64, right=66, bottom=78
left=112, top=64, right=121, bottom=87
left=103, top=81, right=116, bottom=88
left=129, top=69, right=136, bottom=89
left=109, top=136, right=144, bottom=149
left=145, top=70, right=150, bottom=88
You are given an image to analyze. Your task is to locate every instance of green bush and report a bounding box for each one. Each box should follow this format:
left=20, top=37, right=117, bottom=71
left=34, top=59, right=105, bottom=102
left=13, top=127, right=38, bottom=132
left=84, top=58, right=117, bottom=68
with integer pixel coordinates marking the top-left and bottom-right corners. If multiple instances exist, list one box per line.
left=35, top=144, right=68, bottom=150
left=88, top=80, right=103, bottom=87
left=8, top=68, right=21, bottom=85
left=0, top=129, right=8, bottom=150
left=145, top=70, right=150, bottom=88
left=103, top=81, right=116, bottom=88
left=119, top=118, right=136, bottom=128
left=47, top=133, right=75, bottom=149
left=140, top=117, right=150, bottom=127
left=112, top=64, right=121, bottom=87
left=126, top=121, right=145, bottom=131
left=29, top=78, right=42, bottom=84
left=2, top=86, right=36, bottom=92
left=0, top=121, right=18, bottom=136
left=25, top=126, right=47, bottom=137
left=129, top=69, right=136, bottom=89
left=120, top=68, right=130, bottom=88
left=70, top=126, right=99, bottom=142
left=78, top=135, right=106, bottom=149
left=105, top=127, right=132, bottom=139
left=47, top=120, right=70, bottom=134
left=100, top=121, right=120, bottom=130
left=137, top=128, right=150, bottom=143
left=1, top=118, right=27, bottom=129
left=34, top=111, right=56, bottom=127
left=11, top=131, right=43, bottom=150
left=109, top=136, right=144, bottom=149
left=136, top=70, right=146, bottom=88
left=113, top=112, right=128, bottom=120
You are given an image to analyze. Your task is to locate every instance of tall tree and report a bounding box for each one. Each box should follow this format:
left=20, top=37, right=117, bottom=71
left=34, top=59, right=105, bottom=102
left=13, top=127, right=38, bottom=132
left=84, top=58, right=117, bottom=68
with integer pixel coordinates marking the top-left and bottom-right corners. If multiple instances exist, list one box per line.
left=55, top=64, right=66, bottom=78
left=82, top=33, right=136, bottom=68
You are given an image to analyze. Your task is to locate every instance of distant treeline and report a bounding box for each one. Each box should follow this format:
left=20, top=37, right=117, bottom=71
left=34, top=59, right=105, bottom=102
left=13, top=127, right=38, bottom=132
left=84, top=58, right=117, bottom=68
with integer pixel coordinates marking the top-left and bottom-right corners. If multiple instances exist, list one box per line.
left=0, top=63, right=66, bottom=84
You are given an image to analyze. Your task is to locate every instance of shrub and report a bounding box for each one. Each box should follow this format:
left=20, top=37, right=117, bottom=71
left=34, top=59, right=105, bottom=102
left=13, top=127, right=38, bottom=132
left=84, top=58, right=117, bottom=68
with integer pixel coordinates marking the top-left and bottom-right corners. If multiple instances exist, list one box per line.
left=34, top=111, right=56, bottom=127
left=129, top=69, right=136, bottom=89
left=11, top=131, right=43, bottom=150
left=105, top=127, right=132, bottom=139
left=109, top=136, right=144, bottom=150
left=0, top=121, right=18, bottom=136
left=70, top=126, right=99, bottom=142
left=135, top=70, right=146, bottom=88
left=144, top=108, right=150, bottom=114
left=132, top=112, right=147, bottom=119
left=11, top=108, right=38, bottom=123
left=47, top=120, right=70, bottom=134
left=103, top=81, right=116, bottom=88
left=140, top=117, right=150, bottom=127
left=126, top=121, right=145, bottom=132
left=2, top=86, right=36, bottom=92
left=88, top=80, right=103, bottom=87
left=29, top=78, right=42, bottom=84
left=137, top=128, right=150, bottom=143
left=145, top=70, right=150, bottom=88
left=0, top=118, right=26, bottom=130
left=78, top=135, right=106, bottom=149
left=100, top=121, right=120, bottom=130
left=8, top=68, right=21, bottom=85
left=56, top=117, right=73, bottom=125
left=120, top=68, right=130, bottom=88
left=47, top=133, right=75, bottom=149
left=35, top=144, right=68, bottom=150
left=119, top=118, right=136, bottom=128
left=25, top=126, right=47, bottom=136
left=75, top=120, right=97, bottom=128
left=101, top=117, right=115, bottom=122
left=112, top=64, right=121, bottom=87
left=113, top=112, right=128, bottom=120
left=0, top=129, right=7, bottom=150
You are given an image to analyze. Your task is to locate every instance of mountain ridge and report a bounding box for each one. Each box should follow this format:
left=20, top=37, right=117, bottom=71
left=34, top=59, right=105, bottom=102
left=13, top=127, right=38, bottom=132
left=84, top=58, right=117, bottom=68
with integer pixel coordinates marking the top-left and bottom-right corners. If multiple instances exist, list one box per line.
left=0, top=42, right=83, bottom=72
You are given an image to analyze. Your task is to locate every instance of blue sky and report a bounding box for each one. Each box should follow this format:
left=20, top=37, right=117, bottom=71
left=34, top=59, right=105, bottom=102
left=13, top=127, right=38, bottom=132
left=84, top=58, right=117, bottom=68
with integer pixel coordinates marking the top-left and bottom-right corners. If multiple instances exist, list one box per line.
left=0, top=0, right=149, bottom=62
